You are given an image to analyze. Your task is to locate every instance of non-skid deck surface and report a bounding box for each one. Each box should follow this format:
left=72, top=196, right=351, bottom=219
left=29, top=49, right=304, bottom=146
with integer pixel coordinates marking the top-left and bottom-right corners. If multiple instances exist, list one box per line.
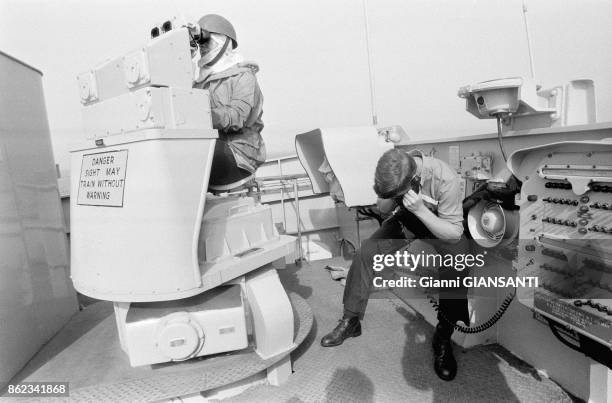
left=5, top=257, right=574, bottom=402
left=228, top=257, right=575, bottom=403
left=4, top=295, right=312, bottom=402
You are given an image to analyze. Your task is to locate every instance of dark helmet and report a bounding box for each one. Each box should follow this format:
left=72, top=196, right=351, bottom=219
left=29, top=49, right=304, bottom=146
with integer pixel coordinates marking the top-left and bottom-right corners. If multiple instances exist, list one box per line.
left=198, top=14, right=237, bottom=49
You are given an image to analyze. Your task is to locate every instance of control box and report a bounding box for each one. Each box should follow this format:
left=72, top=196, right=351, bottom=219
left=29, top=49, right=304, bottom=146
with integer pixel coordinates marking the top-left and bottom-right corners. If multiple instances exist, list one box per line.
left=509, top=139, right=612, bottom=347
left=114, top=285, right=248, bottom=367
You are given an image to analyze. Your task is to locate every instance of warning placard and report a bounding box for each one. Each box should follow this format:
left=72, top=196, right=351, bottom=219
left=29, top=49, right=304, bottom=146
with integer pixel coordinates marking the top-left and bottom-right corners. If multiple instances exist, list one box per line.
left=77, top=150, right=128, bottom=207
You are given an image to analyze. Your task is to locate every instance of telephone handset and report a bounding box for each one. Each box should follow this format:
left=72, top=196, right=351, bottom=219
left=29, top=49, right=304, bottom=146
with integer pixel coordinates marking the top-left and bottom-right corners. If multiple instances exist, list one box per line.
left=393, top=175, right=421, bottom=209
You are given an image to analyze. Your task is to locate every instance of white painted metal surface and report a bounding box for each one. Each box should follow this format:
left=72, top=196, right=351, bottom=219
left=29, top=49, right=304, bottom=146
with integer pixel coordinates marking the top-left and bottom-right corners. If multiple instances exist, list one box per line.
left=70, top=133, right=217, bottom=302
left=295, top=126, right=393, bottom=207
left=588, top=361, right=612, bottom=403
left=82, top=87, right=212, bottom=139
left=114, top=285, right=248, bottom=367
left=199, top=237, right=296, bottom=292
left=0, top=51, right=78, bottom=388
left=459, top=76, right=596, bottom=131
left=77, top=28, right=194, bottom=105
left=199, top=197, right=278, bottom=263
left=244, top=267, right=295, bottom=360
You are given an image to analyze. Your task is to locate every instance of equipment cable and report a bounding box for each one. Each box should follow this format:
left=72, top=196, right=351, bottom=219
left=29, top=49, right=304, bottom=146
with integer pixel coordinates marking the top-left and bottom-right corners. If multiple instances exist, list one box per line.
left=496, top=114, right=508, bottom=162
left=427, top=289, right=516, bottom=334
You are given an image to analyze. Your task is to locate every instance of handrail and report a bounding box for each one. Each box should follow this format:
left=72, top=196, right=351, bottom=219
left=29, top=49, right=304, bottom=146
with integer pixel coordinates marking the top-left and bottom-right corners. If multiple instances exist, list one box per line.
left=256, top=173, right=309, bottom=182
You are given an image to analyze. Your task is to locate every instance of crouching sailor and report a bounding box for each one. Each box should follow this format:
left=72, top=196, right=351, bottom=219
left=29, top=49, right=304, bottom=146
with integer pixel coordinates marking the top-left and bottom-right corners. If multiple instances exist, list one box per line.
left=320, top=148, right=470, bottom=381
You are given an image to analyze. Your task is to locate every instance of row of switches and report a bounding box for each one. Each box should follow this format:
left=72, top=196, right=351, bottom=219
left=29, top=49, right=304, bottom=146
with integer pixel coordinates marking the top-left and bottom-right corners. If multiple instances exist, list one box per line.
left=542, top=197, right=578, bottom=205
left=542, top=217, right=577, bottom=227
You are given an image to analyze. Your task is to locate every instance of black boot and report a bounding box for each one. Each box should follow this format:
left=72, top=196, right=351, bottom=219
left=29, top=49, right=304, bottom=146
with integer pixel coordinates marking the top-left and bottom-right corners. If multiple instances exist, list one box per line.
left=432, top=323, right=457, bottom=381
left=320, top=316, right=362, bottom=347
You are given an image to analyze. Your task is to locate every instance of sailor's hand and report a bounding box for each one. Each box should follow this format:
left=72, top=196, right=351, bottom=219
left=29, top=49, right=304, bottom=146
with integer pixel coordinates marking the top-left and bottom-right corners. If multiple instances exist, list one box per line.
left=402, top=190, right=425, bottom=213
left=184, top=22, right=201, bottom=58
left=184, top=22, right=201, bottom=37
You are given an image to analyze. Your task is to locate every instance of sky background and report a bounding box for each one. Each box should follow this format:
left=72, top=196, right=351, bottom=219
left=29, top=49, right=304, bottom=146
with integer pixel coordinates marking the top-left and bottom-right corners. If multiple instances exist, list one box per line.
left=1, top=0, right=611, bottom=177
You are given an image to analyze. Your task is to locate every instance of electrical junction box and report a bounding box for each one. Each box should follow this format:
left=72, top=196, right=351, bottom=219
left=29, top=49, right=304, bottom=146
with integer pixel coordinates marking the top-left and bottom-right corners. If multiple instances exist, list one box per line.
left=458, top=77, right=558, bottom=119
left=114, top=285, right=248, bottom=367
left=458, top=77, right=596, bottom=131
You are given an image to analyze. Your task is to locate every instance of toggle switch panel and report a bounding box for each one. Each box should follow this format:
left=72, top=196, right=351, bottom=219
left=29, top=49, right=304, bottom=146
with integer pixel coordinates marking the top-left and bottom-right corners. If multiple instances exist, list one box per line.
left=509, top=140, right=612, bottom=348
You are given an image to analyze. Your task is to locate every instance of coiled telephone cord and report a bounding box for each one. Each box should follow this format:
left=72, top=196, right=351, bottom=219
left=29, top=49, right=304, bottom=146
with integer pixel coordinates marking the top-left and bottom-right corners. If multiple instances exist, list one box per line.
left=426, top=290, right=516, bottom=334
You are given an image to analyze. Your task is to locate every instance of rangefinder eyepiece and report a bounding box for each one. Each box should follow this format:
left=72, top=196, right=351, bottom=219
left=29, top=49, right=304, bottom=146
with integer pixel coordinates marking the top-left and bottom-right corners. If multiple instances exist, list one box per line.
left=195, top=29, right=211, bottom=45
left=161, top=20, right=173, bottom=33
left=151, top=19, right=175, bottom=39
